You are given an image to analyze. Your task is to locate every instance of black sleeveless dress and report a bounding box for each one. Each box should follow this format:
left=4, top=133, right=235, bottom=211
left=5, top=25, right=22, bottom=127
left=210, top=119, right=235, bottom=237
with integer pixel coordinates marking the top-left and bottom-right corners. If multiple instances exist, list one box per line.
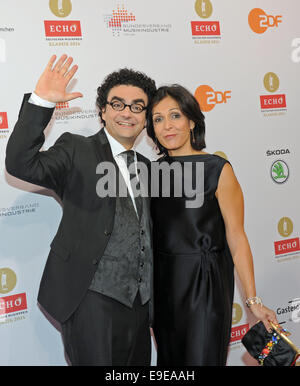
left=151, top=154, right=234, bottom=366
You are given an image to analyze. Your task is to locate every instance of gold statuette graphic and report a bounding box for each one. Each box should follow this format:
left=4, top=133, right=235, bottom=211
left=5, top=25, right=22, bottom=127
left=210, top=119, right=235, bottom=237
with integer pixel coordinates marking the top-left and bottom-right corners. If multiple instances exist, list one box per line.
left=264, top=72, right=279, bottom=93
left=278, top=217, right=293, bottom=237
left=232, top=303, right=243, bottom=325
left=49, top=0, right=72, bottom=18
left=195, top=0, right=213, bottom=19
left=0, top=268, right=17, bottom=294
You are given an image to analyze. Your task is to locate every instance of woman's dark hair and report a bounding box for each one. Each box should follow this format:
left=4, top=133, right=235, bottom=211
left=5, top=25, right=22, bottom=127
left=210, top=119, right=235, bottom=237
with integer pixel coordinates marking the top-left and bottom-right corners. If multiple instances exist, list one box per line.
left=147, top=84, right=206, bottom=156
left=96, top=68, right=156, bottom=126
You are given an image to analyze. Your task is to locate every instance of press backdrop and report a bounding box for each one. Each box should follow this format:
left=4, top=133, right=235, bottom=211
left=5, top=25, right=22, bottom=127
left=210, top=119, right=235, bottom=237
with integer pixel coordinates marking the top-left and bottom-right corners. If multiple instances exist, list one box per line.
left=0, top=0, right=300, bottom=366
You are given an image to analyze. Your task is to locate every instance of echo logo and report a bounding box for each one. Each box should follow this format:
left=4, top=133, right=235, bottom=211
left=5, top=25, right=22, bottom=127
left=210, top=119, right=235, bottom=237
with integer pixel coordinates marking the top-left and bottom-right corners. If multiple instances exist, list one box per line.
left=0, top=38, right=6, bottom=63
left=44, top=20, right=82, bottom=37
left=0, top=112, right=8, bottom=129
left=0, top=293, right=27, bottom=315
left=191, top=21, right=220, bottom=36
left=194, top=85, right=231, bottom=112
left=248, top=8, right=282, bottom=34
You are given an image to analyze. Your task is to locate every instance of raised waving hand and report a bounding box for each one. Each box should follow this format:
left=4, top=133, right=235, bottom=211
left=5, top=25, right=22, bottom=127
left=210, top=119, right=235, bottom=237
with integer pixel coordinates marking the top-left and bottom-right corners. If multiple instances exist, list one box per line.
left=34, top=54, right=83, bottom=103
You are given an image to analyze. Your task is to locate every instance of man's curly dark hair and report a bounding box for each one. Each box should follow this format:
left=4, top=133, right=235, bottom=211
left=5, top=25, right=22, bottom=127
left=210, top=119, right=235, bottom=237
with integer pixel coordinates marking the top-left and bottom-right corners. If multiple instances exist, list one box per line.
left=96, top=68, right=156, bottom=126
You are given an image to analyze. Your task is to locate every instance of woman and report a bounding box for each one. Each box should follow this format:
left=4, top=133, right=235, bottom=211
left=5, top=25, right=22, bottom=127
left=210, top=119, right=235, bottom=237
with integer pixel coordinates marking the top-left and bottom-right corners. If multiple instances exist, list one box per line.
left=147, top=84, right=278, bottom=366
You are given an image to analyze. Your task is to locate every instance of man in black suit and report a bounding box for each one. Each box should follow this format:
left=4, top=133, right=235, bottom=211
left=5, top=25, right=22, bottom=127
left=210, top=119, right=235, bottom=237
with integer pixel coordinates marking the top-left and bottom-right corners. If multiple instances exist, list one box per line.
left=5, top=54, right=156, bottom=366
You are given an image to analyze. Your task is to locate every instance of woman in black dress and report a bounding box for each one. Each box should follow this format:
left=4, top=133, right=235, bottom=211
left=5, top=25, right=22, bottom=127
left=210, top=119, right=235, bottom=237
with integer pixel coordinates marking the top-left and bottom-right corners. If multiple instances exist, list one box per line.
left=147, top=85, right=278, bottom=366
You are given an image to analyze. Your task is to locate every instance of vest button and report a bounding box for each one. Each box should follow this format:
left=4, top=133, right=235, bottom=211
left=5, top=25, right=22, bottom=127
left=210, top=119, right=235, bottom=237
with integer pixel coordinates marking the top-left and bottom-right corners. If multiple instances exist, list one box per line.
left=140, top=229, right=144, bottom=235
left=141, top=246, right=145, bottom=252
left=92, top=259, right=98, bottom=265
left=138, top=277, right=142, bottom=283
left=140, top=262, right=144, bottom=268
left=104, top=230, right=111, bottom=236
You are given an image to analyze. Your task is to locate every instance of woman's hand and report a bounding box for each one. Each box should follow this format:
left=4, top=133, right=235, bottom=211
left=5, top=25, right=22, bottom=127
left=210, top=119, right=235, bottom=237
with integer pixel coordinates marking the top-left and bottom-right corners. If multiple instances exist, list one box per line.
left=34, top=54, right=83, bottom=103
left=249, top=303, right=279, bottom=332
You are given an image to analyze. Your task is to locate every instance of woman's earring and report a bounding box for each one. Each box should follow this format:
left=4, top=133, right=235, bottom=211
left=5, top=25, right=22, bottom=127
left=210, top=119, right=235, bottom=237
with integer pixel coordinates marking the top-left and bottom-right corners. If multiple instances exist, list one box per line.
left=191, top=129, right=196, bottom=143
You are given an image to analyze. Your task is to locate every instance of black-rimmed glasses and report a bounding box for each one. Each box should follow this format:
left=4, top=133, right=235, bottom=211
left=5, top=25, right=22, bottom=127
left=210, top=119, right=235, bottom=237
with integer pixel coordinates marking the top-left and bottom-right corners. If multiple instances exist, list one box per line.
left=106, top=100, right=147, bottom=114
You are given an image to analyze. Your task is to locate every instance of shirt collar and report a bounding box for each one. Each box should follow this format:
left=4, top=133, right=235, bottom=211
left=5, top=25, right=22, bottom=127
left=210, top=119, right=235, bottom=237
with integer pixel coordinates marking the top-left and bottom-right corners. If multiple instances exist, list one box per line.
left=104, top=127, right=137, bottom=158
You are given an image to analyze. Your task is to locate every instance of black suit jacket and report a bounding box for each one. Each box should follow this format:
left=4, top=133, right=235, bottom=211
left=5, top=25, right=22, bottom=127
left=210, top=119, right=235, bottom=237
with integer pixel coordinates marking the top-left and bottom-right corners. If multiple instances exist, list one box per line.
left=5, top=94, right=152, bottom=323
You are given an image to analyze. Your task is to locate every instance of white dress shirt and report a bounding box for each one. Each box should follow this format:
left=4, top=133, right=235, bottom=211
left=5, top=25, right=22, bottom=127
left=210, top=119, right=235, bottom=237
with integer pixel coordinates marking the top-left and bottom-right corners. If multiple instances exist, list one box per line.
left=29, top=92, right=139, bottom=215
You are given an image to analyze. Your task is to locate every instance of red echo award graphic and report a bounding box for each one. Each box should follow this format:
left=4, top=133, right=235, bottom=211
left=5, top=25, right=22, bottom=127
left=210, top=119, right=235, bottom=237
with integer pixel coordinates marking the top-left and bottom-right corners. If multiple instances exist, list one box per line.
left=260, top=72, right=287, bottom=112
left=274, top=218, right=300, bottom=260
left=191, top=0, right=221, bottom=42
left=0, top=268, right=28, bottom=320
left=45, top=0, right=82, bottom=45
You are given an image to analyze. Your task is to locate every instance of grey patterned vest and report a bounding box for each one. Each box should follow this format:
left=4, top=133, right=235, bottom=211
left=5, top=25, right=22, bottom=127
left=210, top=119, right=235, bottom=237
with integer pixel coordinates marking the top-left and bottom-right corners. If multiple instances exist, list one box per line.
left=89, top=179, right=152, bottom=308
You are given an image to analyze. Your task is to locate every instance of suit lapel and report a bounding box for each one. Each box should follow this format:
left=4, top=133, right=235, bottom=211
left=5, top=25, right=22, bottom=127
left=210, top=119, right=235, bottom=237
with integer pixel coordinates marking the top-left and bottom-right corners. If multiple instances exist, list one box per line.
left=93, top=129, right=116, bottom=165
left=91, top=129, right=117, bottom=214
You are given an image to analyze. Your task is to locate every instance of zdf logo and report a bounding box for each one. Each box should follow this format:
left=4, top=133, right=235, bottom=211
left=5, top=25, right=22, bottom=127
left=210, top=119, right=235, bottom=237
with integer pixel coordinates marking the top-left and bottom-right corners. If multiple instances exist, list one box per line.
left=194, top=85, right=231, bottom=112
left=248, top=8, right=282, bottom=34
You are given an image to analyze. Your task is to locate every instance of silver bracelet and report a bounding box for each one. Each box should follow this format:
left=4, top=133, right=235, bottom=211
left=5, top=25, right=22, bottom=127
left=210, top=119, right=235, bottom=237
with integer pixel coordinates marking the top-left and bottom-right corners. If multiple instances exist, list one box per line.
left=245, top=296, right=263, bottom=308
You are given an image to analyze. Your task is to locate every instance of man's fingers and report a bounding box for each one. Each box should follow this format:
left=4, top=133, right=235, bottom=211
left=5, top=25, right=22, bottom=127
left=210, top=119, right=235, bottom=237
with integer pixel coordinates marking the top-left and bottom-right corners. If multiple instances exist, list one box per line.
left=60, top=57, right=74, bottom=76
left=65, top=92, right=83, bottom=101
left=53, top=54, right=68, bottom=72
left=65, top=64, right=79, bottom=80
left=43, top=54, right=57, bottom=73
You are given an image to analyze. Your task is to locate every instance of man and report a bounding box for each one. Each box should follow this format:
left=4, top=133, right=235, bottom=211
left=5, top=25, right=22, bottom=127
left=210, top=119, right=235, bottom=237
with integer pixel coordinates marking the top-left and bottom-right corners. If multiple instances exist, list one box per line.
left=5, top=54, right=156, bottom=366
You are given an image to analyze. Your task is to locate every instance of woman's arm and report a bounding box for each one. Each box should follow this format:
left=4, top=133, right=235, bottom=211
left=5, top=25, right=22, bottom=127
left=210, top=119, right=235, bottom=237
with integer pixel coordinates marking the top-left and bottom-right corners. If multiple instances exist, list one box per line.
left=216, top=163, right=278, bottom=331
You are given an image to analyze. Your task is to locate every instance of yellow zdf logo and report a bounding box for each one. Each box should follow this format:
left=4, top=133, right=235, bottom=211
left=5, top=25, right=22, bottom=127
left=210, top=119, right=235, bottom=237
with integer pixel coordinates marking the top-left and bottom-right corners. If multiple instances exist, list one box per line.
left=49, top=0, right=72, bottom=18
left=194, top=85, right=231, bottom=112
left=248, top=8, right=282, bottom=34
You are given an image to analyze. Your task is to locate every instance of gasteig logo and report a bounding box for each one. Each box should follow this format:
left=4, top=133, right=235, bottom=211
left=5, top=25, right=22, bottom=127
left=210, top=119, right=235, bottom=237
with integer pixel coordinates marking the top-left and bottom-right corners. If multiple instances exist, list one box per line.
left=0, top=268, right=28, bottom=326
left=191, top=0, right=221, bottom=45
left=274, top=217, right=300, bottom=263
left=277, top=298, right=300, bottom=324
left=260, top=72, right=287, bottom=117
left=248, top=8, right=282, bottom=34
left=194, top=84, right=231, bottom=112
left=44, top=0, right=82, bottom=47
left=103, top=3, right=171, bottom=37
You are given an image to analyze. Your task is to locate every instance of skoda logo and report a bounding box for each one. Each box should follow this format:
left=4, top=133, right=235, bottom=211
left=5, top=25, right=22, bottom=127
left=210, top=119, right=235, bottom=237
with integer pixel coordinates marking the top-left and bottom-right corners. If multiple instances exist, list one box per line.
left=270, top=160, right=289, bottom=184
